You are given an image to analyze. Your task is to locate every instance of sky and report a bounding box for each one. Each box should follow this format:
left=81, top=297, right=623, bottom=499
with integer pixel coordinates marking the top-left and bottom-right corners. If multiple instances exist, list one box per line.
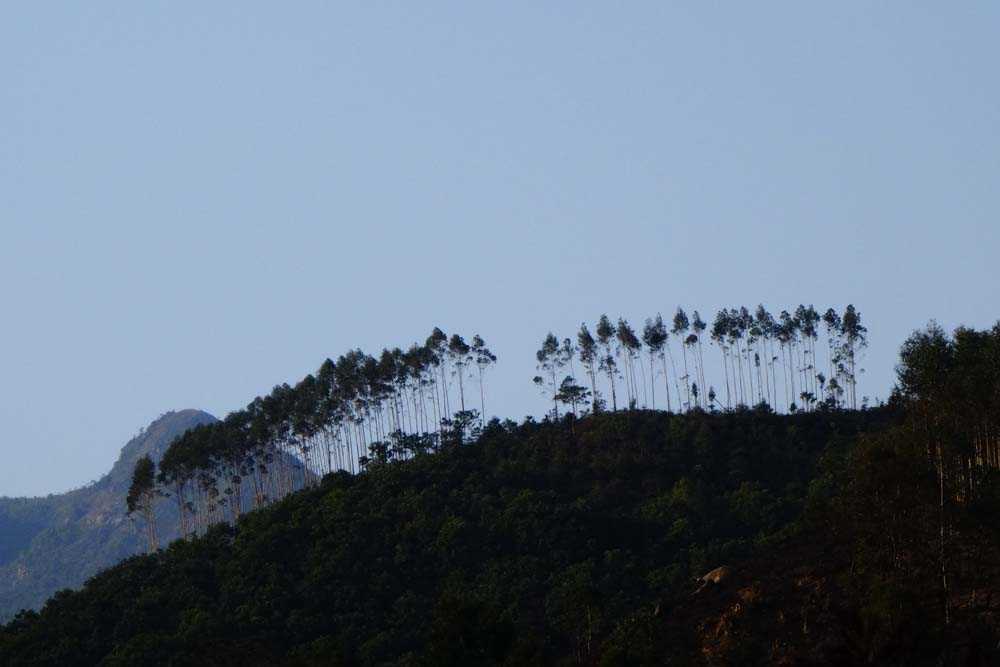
left=2, top=3, right=998, bottom=497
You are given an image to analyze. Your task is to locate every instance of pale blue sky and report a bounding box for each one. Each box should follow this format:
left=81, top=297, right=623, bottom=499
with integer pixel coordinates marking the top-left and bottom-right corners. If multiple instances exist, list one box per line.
left=2, top=3, right=998, bottom=496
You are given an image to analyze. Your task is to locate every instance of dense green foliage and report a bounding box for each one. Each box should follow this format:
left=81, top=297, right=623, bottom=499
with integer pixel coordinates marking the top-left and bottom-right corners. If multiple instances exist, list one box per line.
left=814, top=322, right=1000, bottom=662
left=0, top=408, right=887, bottom=665
left=6, top=321, right=1000, bottom=665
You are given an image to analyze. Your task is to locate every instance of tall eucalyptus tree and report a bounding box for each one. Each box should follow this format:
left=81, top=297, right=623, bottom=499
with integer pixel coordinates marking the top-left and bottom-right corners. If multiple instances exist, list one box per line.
left=448, top=334, right=472, bottom=412
left=711, top=310, right=732, bottom=410
left=755, top=305, right=778, bottom=408
left=596, top=315, right=619, bottom=411
left=471, top=334, right=497, bottom=424
left=726, top=309, right=747, bottom=407
left=672, top=308, right=692, bottom=410
left=577, top=323, right=600, bottom=411
left=692, top=311, right=708, bottom=407
left=127, top=456, right=159, bottom=553
left=822, top=308, right=842, bottom=406
left=534, top=332, right=563, bottom=419
left=426, top=328, right=451, bottom=421
left=616, top=318, right=643, bottom=408
left=841, top=304, right=867, bottom=409
left=642, top=315, right=669, bottom=411
left=561, top=337, right=578, bottom=390
left=777, top=310, right=796, bottom=411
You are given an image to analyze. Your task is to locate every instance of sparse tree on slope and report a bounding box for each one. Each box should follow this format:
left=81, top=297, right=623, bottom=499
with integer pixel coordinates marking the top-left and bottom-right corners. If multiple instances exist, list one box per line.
left=556, top=376, right=590, bottom=418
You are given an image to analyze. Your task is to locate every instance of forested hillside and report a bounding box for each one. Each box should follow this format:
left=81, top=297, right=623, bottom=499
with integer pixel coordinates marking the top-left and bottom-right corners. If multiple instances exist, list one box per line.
left=1, top=408, right=889, bottom=665
left=3, top=320, right=998, bottom=665
left=0, top=410, right=217, bottom=619
left=119, top=305, right=866, bottom=554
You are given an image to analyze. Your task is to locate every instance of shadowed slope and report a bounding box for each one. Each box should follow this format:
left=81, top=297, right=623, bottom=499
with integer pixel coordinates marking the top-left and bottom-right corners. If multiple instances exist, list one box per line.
left=0, top=410, right=217, bottom=619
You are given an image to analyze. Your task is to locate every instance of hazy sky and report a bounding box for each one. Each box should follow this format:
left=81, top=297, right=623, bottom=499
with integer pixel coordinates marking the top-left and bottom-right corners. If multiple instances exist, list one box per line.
left=3, top=3, right=998, bottom=496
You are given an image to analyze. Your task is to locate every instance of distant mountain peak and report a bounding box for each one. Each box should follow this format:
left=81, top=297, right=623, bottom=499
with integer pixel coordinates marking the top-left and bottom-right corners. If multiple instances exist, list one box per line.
left=112, top=409, right=217, bottom=481
left=0, top=408, right=217, bottom=619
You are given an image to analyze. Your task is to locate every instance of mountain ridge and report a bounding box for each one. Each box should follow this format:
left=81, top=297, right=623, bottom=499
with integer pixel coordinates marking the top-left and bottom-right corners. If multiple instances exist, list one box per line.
left=0, top=409, right=218, bottom=620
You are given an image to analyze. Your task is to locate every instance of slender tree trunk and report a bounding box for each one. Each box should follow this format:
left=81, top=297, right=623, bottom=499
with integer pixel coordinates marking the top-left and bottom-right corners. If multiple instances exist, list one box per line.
left=587, top=364, right=598, bottom=412
left=734, top=342, right=745, bottom=406
left=769, top=339, right=778, bottom=408
left=721, top=347, right=731, bottom=410
left=681, top=345, right=691, bottom=410
left=637, top=352, right=648, bottom=408
left=174, top=482, right=189, bottom=538
left=551, top=368, right=559, bottom=419
left=606, top=351, right=618, bottom=412
left=666, top=346, right=681, bottom=411
left=697, top=340, right=707, bottom=407
left=439, top=362, right=450, bottom=418
left=478, top=365, right=486, bottom=425
left=939, top=442, right=950, bottom=625
left=660, top=356, right=673, bottom=413
left=648, top=354, right=656, bottom=410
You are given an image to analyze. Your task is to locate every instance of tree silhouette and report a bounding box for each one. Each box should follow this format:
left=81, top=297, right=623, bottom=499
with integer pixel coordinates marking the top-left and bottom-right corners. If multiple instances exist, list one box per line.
left=840, top=305, right=867, bottom=409
left=126, top=455, right=159, bottom=553
left=755, top=305, right=778, bottom=409
left=672, top=308, right=691, bottom=410
left=692, top=311, right=708, bottom=409
left=534, top=332, right=563, bottom=419
left=448, top=334, right=472, bottom=413
left=470, top=335, right=497, bottom=425
left=596, top=315, right=618, bottom=411
left=616, top=318, right=642, bottom=409
left=776, top=310, right=796, bottom=411
left=642, top=315, right=669, bottom=412
left=822, top=308, right=842, bottom=407
left=576, top=323, right=601, bottom=412
left=139, top=303, right=874, bottom=545
left=556, top=376, right=591, bottom=417
left=711, top=310, right=733, bottom=410
left=426, top=328, right=451, bottom=421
